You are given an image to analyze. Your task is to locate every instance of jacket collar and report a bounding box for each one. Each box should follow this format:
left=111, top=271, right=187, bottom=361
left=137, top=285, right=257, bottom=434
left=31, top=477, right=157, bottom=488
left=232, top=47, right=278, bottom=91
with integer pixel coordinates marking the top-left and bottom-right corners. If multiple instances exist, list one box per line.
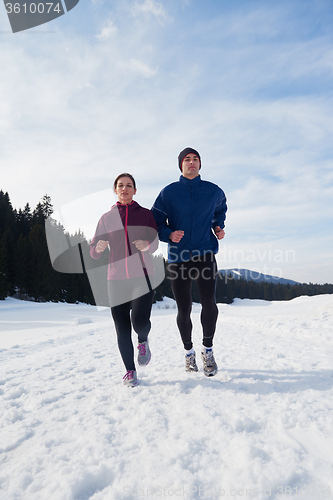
left=116, top=200, right=136, bottom=208
left=179, top=175, right=201, bottom=185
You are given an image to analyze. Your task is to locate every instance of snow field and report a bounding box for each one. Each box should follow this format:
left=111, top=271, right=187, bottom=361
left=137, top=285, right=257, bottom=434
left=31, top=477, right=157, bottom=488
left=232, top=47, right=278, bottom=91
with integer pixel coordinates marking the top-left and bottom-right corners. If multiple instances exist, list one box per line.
left=0, top=295, right=333, bottom=500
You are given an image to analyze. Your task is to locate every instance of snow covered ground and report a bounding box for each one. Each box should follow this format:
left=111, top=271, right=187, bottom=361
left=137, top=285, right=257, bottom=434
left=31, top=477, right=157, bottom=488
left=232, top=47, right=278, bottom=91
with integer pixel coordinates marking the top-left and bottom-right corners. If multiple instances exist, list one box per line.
left=1, top=294, right=333, bottom=500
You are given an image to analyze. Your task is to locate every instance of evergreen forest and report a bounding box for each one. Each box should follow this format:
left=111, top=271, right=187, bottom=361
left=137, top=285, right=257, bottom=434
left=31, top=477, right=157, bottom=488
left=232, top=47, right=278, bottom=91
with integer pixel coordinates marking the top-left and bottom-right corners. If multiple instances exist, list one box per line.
left=1, top=190, right=332, bottom=304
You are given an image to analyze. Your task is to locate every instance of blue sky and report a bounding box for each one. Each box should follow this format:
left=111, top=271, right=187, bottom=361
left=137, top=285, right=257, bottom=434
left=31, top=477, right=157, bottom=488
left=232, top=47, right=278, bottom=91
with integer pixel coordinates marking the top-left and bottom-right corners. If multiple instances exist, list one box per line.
left=1, top=0, right=333, bottom=284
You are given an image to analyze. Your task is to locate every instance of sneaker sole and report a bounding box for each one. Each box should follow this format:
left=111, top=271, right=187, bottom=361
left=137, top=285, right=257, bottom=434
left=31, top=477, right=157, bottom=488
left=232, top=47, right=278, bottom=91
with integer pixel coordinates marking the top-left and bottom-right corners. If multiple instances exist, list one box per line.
left=124, top=380, right=139, bottom=387
left=203, top=367, right=218, bottom=377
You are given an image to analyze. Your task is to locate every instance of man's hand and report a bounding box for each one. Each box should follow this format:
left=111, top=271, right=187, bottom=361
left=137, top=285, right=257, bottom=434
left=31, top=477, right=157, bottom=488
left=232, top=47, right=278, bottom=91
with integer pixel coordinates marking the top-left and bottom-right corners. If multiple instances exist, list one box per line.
left=96, top=240, right=109, bottom=253
left=169, top=230, right=184, bottom=243
left=214, top=226, right=225, bottom=240
left=132, top=240, right=150, bottom=252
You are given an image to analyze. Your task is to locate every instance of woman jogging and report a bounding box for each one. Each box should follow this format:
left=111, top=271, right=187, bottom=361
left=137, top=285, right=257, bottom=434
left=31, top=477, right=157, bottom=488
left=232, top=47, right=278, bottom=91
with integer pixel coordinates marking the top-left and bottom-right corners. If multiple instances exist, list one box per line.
left=90, top=173, right=159, bottom=387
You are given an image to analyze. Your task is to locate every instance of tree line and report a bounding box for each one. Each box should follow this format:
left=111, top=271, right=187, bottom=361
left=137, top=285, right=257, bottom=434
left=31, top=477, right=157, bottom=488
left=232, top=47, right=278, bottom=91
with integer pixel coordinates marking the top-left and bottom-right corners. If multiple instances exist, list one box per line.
left=155, top=262, right=333, bottom=304
left=0, top=190, right=94, bottom=303
left=1, top=189, right=332, bottom=303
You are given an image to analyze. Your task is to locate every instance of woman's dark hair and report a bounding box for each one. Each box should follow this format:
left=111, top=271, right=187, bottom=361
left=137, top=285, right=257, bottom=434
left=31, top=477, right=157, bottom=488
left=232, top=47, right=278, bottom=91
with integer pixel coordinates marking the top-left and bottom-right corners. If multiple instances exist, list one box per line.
left=113, top=173, right=136, bottom=190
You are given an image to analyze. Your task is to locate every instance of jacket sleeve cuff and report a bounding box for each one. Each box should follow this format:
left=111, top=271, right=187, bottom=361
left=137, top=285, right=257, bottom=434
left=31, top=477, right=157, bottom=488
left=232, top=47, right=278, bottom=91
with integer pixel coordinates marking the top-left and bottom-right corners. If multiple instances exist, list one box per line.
left=90, top=245, right=102, bottom=260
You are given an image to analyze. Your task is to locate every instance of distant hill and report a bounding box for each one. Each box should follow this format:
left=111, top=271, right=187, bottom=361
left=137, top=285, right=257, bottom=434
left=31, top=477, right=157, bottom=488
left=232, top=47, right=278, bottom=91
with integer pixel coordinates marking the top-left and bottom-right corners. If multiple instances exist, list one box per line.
left=219, top=268, right=300, bottom=286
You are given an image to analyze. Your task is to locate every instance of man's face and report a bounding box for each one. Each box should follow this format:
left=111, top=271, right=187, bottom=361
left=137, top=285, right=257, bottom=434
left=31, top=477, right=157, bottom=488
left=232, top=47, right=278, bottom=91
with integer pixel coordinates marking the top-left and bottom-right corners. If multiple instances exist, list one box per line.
left=181, top=153, right=200, bottom=179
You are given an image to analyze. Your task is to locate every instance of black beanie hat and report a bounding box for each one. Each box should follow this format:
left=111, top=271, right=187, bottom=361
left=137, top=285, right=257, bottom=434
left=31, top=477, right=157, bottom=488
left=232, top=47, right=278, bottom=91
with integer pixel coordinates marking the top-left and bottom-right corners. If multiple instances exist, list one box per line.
left=178, top=147, right=201, bottom=171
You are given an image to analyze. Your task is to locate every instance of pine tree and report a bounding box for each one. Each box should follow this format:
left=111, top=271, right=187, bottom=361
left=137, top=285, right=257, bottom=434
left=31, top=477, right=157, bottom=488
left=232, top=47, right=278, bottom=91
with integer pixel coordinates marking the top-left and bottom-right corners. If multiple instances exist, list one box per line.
left=15, top=234, right=33, bottom=299
left=31, top=194, right=53, bottom=226
left=0, top=190, right=15, bottom=234
left=16, top=203, right=32, bottom=237
left=41, top=194, right=53, bottom=219
left=0, top=229, right=13, bottom=298
left=28, top=224, right=54, bottom=301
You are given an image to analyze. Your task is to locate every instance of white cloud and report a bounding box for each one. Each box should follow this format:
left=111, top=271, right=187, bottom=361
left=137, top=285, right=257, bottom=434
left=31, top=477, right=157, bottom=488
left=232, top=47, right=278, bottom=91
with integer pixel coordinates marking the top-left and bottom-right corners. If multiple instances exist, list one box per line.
left=95, top=19, right=117, bottom=41
left=120, top=58, right=157, bottom=78
left=130, top=0, right=168, bottom=21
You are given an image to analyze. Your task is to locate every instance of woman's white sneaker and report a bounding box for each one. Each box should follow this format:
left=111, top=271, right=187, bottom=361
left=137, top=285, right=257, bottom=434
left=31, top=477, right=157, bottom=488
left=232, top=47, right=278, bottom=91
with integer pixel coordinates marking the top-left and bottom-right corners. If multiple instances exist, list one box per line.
left=137, top=340, right=151, bottom=366
left=123, top=370, right=138, bottom=387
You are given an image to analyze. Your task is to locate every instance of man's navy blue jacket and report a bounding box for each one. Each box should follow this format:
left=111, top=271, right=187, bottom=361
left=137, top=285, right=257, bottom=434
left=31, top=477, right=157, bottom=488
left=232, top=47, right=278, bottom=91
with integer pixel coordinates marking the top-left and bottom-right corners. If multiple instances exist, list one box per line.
left=151, top=175, right=227, bottom=263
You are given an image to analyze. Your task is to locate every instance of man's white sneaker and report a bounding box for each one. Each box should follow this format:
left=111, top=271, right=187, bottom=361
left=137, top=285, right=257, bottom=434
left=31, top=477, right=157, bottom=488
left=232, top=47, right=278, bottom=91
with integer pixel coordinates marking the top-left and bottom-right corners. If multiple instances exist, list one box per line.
left=185, top=351, right=199, bottom=372
left=201, top=348, right=218, bottom=377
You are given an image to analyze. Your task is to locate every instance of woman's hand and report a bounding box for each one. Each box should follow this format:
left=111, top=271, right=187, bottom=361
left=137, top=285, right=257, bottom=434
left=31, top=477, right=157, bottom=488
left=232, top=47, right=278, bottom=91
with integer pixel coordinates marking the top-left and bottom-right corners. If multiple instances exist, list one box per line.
left=169, top=230, right=184, bottom=243
left=132, top=240, right=150, bottom=252
left=96, top=240, right=109, bottom=254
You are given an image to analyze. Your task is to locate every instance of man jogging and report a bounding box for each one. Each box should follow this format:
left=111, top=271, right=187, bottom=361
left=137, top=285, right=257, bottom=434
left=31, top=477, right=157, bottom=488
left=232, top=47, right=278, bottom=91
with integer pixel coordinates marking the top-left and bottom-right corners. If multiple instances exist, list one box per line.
left=151, top=147, right=227, bottom=376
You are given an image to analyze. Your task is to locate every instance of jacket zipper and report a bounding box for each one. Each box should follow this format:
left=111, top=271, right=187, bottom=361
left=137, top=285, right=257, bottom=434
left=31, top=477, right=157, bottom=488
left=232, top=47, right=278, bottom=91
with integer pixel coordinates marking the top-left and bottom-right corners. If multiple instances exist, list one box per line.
left=125, top=205, right=129, bottom=278
left=190, top=181, right=193, bottom=257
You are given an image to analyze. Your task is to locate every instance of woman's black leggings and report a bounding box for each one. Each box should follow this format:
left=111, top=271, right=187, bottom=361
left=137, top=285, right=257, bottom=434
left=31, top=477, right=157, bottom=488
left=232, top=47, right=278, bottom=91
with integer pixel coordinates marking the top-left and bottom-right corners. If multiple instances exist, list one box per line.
left=168, top=255, right=218, bottom=350
left=109, top=283, right=154, bottom=371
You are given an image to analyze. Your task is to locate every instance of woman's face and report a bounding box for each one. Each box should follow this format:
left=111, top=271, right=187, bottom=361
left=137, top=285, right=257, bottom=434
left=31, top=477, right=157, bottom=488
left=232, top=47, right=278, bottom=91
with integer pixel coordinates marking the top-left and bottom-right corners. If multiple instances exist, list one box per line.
left=114, top=176, right=137, bottom=204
